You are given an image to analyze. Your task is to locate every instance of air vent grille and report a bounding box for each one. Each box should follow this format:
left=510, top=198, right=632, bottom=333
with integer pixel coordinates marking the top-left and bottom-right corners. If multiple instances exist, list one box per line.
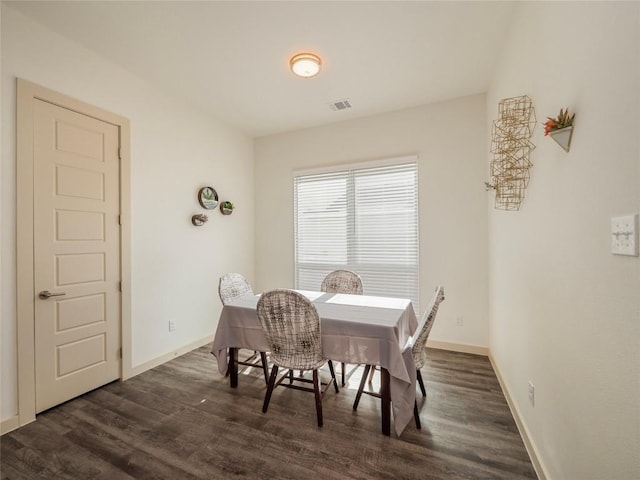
left=329, top=99, right=352, bottom=112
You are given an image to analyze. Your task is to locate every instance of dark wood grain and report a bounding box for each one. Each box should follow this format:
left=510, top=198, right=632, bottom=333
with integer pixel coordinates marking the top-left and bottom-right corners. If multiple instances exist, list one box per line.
left=1, top=347, right=537, bottom=479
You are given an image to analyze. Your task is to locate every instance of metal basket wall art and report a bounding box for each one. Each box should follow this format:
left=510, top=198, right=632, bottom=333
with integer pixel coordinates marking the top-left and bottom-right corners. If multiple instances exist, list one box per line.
left=487, top=95, right=536, bottom=211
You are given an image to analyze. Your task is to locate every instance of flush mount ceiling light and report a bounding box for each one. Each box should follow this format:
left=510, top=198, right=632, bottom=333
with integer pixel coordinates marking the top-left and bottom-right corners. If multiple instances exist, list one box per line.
left=290, top=53, right=322, bottom=78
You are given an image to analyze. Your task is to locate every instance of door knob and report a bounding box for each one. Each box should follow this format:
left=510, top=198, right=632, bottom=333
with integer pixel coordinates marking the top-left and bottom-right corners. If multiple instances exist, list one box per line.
left=39, top=290, right=66, bottom=299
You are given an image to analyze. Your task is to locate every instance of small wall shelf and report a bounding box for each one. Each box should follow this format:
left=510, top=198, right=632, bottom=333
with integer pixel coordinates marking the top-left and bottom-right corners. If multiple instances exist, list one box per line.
left=549, top=125, right=574, bottom=152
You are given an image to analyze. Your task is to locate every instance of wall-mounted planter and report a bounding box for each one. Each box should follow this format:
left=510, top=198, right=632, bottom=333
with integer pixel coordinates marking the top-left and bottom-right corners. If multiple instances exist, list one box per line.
left=220, top=201, right=234, bottom=215
left=191, top=214, right=208, bottom=226
left=198, top=186, right=219, bottom=209
left=549, top=126, right=574, bottom=152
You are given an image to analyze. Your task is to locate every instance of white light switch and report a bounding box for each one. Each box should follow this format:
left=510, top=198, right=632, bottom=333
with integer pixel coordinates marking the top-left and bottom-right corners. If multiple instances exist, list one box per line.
left=611, top=214, right=639, bottom=256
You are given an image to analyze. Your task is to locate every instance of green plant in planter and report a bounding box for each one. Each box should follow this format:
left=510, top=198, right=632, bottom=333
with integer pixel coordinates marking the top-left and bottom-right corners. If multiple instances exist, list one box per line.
left=220, top=201, right=234, bottom=214
left=544, top=108, right=575, bottom=136
left=202, top=188, right=215, bottom=200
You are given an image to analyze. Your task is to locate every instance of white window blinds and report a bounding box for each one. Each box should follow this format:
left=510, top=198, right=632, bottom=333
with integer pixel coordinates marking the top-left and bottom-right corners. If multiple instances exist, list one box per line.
left=294, top=161, right=419, bottom=311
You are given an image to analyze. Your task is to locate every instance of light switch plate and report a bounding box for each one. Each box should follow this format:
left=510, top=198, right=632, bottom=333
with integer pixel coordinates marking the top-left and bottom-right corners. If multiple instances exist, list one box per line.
left=611, top=214, right=639, bottom=256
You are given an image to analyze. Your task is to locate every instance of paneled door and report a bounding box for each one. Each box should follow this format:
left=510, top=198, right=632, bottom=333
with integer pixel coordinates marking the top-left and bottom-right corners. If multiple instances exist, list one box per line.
left=33, top=98, right=121, bottom=413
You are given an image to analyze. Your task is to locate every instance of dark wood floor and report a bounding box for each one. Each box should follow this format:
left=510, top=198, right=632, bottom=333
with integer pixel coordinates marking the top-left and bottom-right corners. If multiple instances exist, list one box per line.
left=1, top=347, right=537, bottom=479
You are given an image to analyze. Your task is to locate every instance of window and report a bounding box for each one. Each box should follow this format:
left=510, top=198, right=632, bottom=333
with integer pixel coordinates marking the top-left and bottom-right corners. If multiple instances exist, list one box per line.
left=294, top=159, right=419, bottom=310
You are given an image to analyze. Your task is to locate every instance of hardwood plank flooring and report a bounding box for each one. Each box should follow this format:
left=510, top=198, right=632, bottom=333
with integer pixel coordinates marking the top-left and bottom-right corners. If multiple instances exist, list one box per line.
left=1, top=347, right=537, bottom=479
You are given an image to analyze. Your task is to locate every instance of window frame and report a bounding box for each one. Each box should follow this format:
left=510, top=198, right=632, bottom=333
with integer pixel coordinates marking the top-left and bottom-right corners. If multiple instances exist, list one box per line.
left=293, top=155, right=419, bottom=310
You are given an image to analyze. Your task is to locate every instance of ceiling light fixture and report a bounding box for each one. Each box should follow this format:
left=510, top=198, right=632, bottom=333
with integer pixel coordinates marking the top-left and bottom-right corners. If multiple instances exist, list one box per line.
left=290, top=53, right=322, bottom=78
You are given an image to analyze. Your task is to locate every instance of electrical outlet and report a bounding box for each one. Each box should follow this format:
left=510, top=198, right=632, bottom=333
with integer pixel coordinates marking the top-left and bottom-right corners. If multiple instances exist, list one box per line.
left=528, top=381, right=535, bottom=407
left=169, top=321, right=176, bottom=332
left=611, top=214, right=639, bottom=256
left=456, top=316, right=464, bottom=327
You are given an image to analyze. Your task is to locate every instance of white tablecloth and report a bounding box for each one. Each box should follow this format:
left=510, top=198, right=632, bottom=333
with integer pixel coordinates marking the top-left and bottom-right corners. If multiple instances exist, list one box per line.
left=211, top=290, right=419, bottom=436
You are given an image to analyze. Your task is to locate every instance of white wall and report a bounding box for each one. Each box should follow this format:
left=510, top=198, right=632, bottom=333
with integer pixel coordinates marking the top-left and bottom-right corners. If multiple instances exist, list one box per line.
left=487, top=2, right=640, bottom=479
left=255, top=94, right=489, bottom=350
left=1, top=6, right=254, bottom=422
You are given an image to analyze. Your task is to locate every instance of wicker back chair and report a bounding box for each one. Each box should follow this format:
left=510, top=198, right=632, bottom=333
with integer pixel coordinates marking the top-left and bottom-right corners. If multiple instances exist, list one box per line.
left=352, top=285, right=445, bottom=430
left=411, top=286, right=445, bottom=370
left=320, top=269, right=363, bottom=295
left=218, top=273, right=268, bottom=384
left=218, top=273, right=254, bottom=305
left=321, top=269, right=363, bottom=385
left=257, top=289, right=338, bottom=427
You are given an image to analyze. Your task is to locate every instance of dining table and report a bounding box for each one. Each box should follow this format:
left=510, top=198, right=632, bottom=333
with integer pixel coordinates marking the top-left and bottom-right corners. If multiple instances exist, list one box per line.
left=211, top=290, right=419, bottom=436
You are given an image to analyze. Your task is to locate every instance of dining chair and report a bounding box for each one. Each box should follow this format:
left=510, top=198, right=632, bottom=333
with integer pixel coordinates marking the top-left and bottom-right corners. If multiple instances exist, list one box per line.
left=218, top=273, right=269, bottom=384
left=218, top=272, right=254, bottom=304
left=320, top=269, right=363, bottom=386
left=321, top=269, right=364, bottom=295
left=352, top=285, right=445, bottom=429
left=257, top=289, right=339, bottom=427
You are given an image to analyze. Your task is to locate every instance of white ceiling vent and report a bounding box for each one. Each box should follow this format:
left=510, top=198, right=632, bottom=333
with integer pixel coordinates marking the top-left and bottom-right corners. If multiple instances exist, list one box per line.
left=329, top=99, right=352, bottom=112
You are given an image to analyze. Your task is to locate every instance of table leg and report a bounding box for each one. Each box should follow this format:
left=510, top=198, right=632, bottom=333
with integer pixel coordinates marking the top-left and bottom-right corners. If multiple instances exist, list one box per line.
left=229, top=347, right=238, bottom=388
left=380, top=367, right=391, bottom=436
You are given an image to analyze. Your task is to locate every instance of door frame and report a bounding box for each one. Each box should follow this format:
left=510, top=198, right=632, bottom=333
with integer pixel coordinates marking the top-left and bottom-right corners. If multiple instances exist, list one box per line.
left=16, top=79, right=132, bottom=426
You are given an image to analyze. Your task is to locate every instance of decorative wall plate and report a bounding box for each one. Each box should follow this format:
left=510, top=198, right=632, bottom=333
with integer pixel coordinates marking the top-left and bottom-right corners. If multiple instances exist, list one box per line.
left=198, top=186, right=218, bottom=209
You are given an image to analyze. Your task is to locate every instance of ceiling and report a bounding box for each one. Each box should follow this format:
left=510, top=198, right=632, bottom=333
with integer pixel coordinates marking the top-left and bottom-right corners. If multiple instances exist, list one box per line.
left=7, top=1, right=516, bottom=137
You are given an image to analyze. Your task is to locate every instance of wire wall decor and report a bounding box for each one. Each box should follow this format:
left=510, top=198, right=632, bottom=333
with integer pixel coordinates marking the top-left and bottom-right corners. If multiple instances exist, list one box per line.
left=487, top=95, right=536, bottom=211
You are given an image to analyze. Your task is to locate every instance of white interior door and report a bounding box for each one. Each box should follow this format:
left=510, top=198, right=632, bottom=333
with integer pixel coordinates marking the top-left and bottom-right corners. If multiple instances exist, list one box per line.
left=33, top=98, right=121, bottom=413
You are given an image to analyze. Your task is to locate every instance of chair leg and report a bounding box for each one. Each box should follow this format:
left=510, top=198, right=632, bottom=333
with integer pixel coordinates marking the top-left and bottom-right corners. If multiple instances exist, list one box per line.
left=368, top=364, right=376, bottom=383
left=263, top=365, right=279, bottom=413
left=417, top=369, right=426, bottom=397
left=413, top=400, right=422, bottom=429
left=327, top=360, right=339, bottom=393
left=313, top=369, right=323, bottom=427
left=260, top=352, right=269, bottom=385
left=353, top=364, right=372, bottom=410
left=341, top=362, right=346, bottom=386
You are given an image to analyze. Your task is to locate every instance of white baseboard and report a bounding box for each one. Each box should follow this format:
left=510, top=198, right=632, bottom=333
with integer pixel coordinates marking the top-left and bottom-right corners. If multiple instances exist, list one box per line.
left=426, top=340, right=489, bottom=356
left=489, top=352, right=548, bottom=480
left=124, top=335, right=213, bottom=380
left=1, top=415, right=20, bottom=435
